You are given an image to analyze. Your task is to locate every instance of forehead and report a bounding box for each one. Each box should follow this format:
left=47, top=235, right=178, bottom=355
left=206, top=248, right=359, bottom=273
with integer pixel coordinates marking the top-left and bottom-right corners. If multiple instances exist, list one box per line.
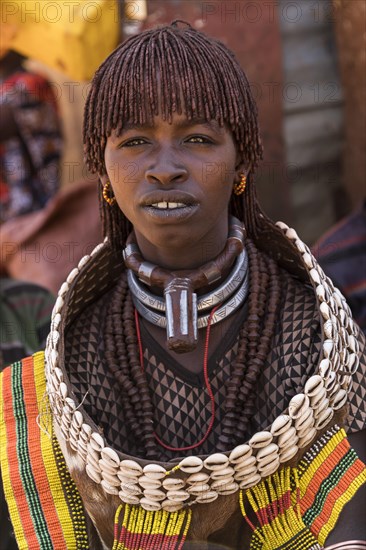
left=115, top=114, right=227, bottom=133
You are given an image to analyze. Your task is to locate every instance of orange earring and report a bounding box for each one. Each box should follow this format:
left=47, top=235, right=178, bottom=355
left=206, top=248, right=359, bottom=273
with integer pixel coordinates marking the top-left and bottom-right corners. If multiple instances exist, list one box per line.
left=102, top=180, right=116, bottom=205
left=233, top=173, right=247, bottom=196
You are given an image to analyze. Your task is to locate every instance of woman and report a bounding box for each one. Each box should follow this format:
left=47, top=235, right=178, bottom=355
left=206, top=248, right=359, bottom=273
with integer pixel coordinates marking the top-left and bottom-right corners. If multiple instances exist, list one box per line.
left=1, top=22, right=365, bottom=549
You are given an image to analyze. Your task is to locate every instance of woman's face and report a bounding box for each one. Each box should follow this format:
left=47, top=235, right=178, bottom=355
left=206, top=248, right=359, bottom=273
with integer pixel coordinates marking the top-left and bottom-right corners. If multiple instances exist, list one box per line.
left=102, top=112, right=240, bottom=269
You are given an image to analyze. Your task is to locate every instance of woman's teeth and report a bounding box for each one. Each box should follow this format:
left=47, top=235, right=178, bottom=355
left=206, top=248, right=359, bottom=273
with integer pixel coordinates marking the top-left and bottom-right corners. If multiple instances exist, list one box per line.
left=151, top=202, right=186, bottom=209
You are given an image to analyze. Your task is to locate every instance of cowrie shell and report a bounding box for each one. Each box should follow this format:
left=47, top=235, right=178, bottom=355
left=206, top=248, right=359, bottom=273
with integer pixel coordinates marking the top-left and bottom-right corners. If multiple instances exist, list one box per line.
left=323, top=339, right=334, bottom=358
left=86, top=464, right=102, bottom=484
left=331, top=388, right=348, bottom=410
left=316, top=284, right=326, bottom=302
left=239, top=474, right=262, bottom=490
left=320, top=302, right=331, bottom=320
left=348, top=335, right=357, bottom=354
left=91, top=242, right=104, bottom=256
left=288, top=394, right=309, bottom=419
left=54, top=296, right=64, bottom=314
left=119, top=459, right=143, bottom=477
left=90, top=432, right=105, bottom=452
left=276, top=221, right=289, bottom=231
left=328, top=382, right=340, bottom=400
left=258, top=458, right=280, bottom=477
left=295, top=239, right=306, bottom=253
left=101, top=471, right=120, bottom=487
left=310, top=387, right=327, bottom=409
left=66, top=267, right=79, bottom=284
left=140, top=498, right=161, bottom=511
left=286, top=227, right=299, bottom=241
left=318, top=358, right=331, bottom=379
left=314, top=407, right=334, bottom=430
left=179, top=456, right=203, bottom=473
left=211, top=478, right=235, bottom=491
left=49, top=349, right=59, bottom=369
left=188, top=483, right=211, bottom=495
left=234, top=455, right=256, bottom=472
left=72, top=410, right=83, bottom=429
left=166, top=490, right=190, bottom=502
left=229, top=444, right=252, bottom=463
left=294, top=406, right=312, bottom=428
left=325, top=371, right=336, bottom=391
left=101, top=447, right=120, bottom=468
left=271, top=414, right=292, bottom=436
left=80, top=423, right=92, bottom=440
left=340, top=374, right=353, bottom=393
left=297, top=420, right=316, bottom=440
left=310, top=269, right=321, bottom=285
left=211, top=466, right=235, bottom=480
left=117, top=473, right=140, bottom=485
left=143, top=489, right=166, bottom=502
left=298, top=427, right=317, bottom=448
left=346, top=353, right=359, bottom=375
left=195, top=491, right=218, bottom=504
left=101, top=479, right=119, bottom=495
left=234, top=464, right=257, bottom=481
left=278, top=426, right=297, bottom=448
left=215, top=482, right=239, bottom=496
left=58, top=281, right=69, bottom=297
left=138, top=476, right=162, bottom=490
left=118, top=493, right=140, bottom=505
left=143, top=464, right=166, bottom=479
left=78, top=254, right=90, bottom=270
left=99, top=458, right=118, bottom=475
left=302, top=252, right=313, bottom=269
left=305, top=375, right=324, bottom=396
left=279, top=445, right=298, bottom=463
left=249, top=431, right=273, bottom=448
left=59, top=381, right=68, bottom=400
left=52, top=313, right=61, bottom=330
left=119, top=483, right=141, bottom=496
left=314, top=396, right=329, bottom=416
left=256, top=443, right=279, bottom=462
left=161, top=500, right=183, bottom=512
left=203, top=453, right=229, bottom=471
left=162, top=477, right=185, bottom=490
left=186, top=472, right=209, bottom=485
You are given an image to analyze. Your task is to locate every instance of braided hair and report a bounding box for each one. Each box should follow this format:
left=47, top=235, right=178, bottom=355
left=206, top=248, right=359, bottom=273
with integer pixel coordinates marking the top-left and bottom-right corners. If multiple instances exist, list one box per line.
left=83, top=20, right=278, bottom=249
left=83, top=22, right=284, bottom=458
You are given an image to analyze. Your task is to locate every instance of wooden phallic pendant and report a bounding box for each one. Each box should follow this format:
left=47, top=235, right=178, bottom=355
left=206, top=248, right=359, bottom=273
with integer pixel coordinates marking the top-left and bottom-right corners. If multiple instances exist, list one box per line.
left=164, top=278, right=198, bottom=353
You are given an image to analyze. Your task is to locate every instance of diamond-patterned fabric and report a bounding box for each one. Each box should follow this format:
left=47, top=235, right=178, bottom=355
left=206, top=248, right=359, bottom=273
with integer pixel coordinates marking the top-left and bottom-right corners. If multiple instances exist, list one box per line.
left=66, top=267, right=366, bottom=463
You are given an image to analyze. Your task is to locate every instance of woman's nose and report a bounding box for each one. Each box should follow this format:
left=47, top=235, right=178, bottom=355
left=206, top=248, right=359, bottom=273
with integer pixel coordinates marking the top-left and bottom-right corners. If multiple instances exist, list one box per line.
left=145, top=150, right=188, bottom=186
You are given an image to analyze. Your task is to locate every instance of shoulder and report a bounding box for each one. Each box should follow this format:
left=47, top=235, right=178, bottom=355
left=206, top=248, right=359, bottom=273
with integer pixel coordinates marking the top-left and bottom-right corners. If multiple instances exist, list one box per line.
left=252, top=270, right=366, bottom=435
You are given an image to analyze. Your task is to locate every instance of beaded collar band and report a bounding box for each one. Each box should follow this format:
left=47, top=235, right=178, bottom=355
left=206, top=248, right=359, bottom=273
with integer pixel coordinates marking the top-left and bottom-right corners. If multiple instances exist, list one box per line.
left=44, top=221, right=361, bottom=512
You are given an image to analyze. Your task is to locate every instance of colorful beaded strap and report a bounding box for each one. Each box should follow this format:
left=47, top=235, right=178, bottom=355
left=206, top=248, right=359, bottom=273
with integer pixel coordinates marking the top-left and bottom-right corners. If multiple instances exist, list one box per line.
left=240, top=426, right=366, bottom=549
left=0, top=352, right=89, bottom=549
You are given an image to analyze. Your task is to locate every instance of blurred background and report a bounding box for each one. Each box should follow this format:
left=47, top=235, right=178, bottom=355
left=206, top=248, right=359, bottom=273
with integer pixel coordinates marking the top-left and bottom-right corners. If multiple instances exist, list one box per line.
left=0, top=0, right=365, bottom=292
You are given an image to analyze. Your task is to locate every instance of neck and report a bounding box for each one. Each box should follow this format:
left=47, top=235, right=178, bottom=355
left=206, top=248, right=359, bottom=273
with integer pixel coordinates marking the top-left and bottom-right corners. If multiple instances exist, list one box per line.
left=133, top=221, right=229, bottom=271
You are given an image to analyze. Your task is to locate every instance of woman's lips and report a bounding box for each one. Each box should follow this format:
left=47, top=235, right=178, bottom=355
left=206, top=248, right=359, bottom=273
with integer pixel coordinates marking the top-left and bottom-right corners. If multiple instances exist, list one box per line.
left=142, top=203, right=198, bottom=220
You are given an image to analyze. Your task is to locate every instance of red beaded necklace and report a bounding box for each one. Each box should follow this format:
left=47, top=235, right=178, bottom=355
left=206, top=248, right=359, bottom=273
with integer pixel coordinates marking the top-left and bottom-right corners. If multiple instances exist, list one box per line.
left=134, top=306, right=218, bottom=452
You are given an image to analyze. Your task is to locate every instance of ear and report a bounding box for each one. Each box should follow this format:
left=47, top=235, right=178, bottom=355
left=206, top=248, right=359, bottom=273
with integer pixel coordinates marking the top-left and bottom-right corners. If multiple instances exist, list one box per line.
left=234, top=159, right=252, bottom=182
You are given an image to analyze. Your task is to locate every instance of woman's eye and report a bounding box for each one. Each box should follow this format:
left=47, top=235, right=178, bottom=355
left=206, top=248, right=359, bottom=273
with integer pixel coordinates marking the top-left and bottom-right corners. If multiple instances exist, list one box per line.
left=120, top=138, right=146, bottom=147
left=186, top=136, right=211, bottom=144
